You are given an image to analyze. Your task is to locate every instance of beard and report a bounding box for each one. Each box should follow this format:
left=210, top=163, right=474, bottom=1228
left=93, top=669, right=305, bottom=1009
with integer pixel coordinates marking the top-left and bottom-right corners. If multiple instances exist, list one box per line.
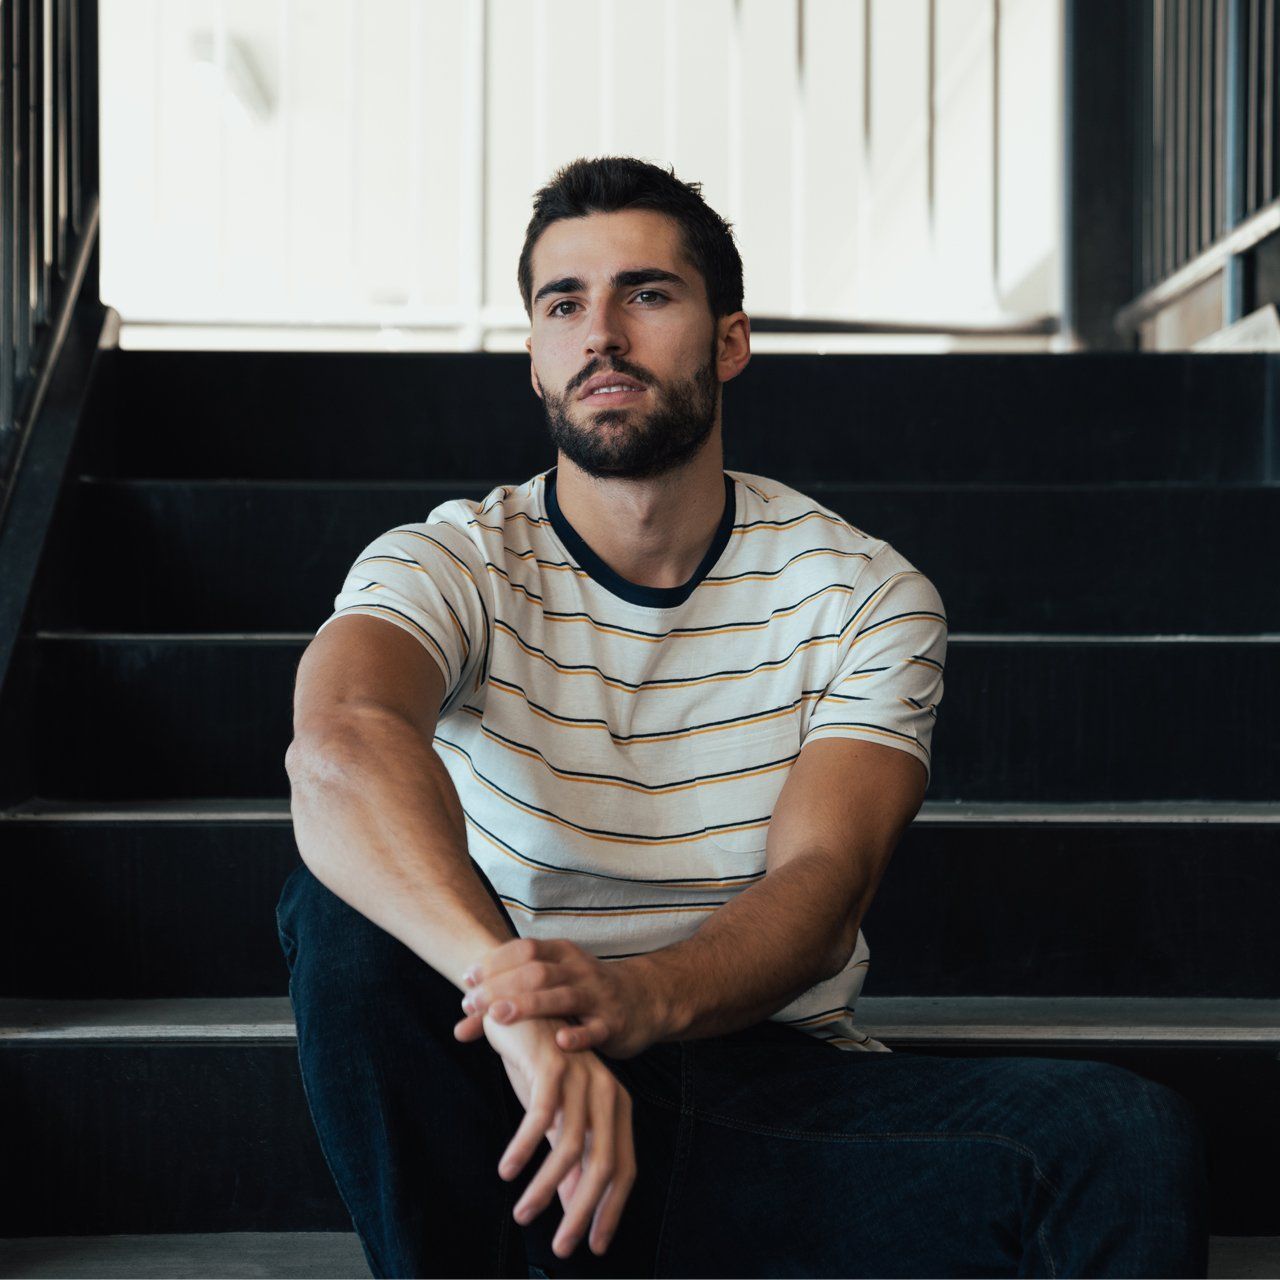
left=539, top=340, right=720, bottom=481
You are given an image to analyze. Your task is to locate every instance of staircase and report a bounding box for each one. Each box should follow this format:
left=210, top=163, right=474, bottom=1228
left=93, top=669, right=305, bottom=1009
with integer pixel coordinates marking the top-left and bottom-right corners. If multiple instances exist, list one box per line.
left=2, top=347, right=1279, bottom=1274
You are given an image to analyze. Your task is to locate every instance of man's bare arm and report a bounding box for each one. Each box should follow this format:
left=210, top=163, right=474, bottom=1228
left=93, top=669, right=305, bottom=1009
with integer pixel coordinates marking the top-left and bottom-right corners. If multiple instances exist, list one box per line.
left=455, top=736, right=927, bottom=1052
left=285, top=613, right=515, bottom=992
left=624, top=736, right=926, bottom=1043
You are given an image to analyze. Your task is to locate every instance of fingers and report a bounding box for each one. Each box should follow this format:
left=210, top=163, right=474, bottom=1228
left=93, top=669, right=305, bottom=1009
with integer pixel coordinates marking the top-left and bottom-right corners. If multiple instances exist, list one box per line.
left=512, top=1073, right=589, bottom=1234
left=555, top=1015, right=610, bottom=1053
left=589, top=1081, right=636, bottom=1256
left=548, top=1074, right=613, bottom=1258
left=465, top=937, right=577, bottom=988
left=452, top=1011, right=486, bottom=1042
left=462, top=961, right=580, bottom=1024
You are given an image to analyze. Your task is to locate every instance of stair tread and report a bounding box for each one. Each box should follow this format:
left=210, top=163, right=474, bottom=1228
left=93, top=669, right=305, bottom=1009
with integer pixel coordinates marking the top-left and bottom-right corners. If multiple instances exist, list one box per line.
left=0, top=1233, right=1270, bottom=1279
left=6, top=798, right=1280, bottom=824
left=5, top=995, right=1280, bottom=1045
left=0, top=1233, right=371, bottom=1279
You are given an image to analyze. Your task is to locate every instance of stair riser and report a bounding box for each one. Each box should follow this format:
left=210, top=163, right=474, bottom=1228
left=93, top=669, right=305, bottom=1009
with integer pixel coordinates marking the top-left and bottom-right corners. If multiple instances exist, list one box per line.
left=3, top=821, right=1279, bottom=1000
left=1, top=1040, right=1276, bottom=1235
left=28, top=637, right=1280, bottom=801
left=54, top=480, right=1280, bottom=634
left=98, top=351, right=1278, bottom=483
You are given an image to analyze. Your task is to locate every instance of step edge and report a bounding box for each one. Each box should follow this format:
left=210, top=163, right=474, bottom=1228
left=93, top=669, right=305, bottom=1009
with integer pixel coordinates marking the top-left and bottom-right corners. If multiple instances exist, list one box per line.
left=6, top=800, right=1280, bottom=824
left=5, top=996, right=1280, bottom=1045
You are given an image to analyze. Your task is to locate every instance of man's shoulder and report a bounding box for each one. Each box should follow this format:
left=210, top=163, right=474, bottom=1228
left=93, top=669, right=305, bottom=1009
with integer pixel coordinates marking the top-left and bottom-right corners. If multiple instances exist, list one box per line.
left=729, top=469, right=889, bottom=556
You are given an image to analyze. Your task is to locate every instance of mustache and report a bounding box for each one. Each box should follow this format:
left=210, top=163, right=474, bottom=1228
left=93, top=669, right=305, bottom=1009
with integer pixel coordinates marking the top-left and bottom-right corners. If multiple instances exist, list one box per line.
left=571, top=362, right=650, bottom=394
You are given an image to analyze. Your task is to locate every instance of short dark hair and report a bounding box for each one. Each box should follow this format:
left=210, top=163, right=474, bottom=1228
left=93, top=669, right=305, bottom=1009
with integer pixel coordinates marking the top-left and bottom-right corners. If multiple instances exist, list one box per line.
left=517, top=155, right=745, bottom=324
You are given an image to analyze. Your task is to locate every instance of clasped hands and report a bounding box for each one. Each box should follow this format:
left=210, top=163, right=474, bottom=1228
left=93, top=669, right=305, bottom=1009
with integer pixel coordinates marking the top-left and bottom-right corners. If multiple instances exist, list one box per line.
left=454, top=937, right=662, bottom=1060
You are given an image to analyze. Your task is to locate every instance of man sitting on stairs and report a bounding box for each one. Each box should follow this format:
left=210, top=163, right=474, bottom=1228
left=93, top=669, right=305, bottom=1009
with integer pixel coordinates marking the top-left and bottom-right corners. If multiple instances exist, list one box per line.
left=276, top=155, right=1208, bottom=1279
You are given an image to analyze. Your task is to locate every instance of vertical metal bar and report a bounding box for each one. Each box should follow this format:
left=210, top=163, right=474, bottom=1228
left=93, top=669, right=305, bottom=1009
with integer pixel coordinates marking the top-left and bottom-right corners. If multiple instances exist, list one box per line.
left=1175, top=0, right=1187, bottom=267
left=1182, top=0, right=1192, bottom=257
left=1141, top=0, right=1153, bottom=292
left=1152, top=0, right=1164, bottom=291
left=1163, top=0, right=1175, bottom=277
left=14, top=0, right=29, bottom=381
left=1216, top=0, right=1226, bottom=237
left=1198, top=0, right=1208, bottom=249
left=53, top=0, right=66, bottom=275
left=1246, top=0, right=1259, bottom=211
left=1060, top=0, right=1074, bottom=344
left=67, top=0, right=77, bottom=234
left=1224, top=0, right=1246, bottom=321
left=2, top=0, right=15, bottom=439
left=1263, top=0, right=1274, bottom=201
left=31, top=0, right=46, bottom=327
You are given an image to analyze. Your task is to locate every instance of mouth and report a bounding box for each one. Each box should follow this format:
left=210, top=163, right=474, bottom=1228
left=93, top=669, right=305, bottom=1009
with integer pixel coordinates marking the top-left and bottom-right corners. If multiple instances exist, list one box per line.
left=578, top=373, right=649, bottom=401
left=581, top=385, right=647, bottom=405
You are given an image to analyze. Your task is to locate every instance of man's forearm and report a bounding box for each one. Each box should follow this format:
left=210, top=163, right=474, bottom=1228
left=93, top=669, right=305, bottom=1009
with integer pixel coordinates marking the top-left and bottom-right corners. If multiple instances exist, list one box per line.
left=287, top=715, right=516, bottom=993
left=622, top=853, right=859, bottom=1044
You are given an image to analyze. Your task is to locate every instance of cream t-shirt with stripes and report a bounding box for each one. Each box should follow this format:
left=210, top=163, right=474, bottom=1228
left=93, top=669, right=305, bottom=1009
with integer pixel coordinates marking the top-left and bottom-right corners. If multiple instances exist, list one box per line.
left=316, top=465, right=947, bottom=1052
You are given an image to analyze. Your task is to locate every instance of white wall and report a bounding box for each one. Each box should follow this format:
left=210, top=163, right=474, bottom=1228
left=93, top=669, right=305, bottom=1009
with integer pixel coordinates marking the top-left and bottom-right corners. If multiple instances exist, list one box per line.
left=99, top=0, right=1063, bottom=350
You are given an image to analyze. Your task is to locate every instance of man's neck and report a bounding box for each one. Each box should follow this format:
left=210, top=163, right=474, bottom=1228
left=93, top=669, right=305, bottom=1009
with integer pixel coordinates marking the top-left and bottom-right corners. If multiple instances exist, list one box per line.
left=552, top=447, right=728, bottom=592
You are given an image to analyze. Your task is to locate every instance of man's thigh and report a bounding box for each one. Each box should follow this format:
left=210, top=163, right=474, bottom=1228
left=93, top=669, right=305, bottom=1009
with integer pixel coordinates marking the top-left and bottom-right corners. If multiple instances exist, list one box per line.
left=652, top=1034, right=1205, bottom=1278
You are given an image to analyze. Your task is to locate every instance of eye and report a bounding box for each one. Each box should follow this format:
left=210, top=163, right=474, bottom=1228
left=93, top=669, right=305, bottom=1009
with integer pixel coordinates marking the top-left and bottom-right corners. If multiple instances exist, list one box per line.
left=546, top=290, right=668, bottom=318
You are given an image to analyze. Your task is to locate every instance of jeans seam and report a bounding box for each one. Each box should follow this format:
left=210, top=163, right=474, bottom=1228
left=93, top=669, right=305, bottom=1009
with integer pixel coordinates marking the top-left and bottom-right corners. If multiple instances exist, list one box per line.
left=1037, top=1218, right=1058, bottom=1279
left=652, top=1043, right=694, bottom=1278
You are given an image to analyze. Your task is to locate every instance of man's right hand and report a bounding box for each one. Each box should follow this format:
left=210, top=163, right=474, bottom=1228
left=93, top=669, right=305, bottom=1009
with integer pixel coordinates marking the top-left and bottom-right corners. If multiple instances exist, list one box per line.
left=483, top=1012, right=636, bottom=1262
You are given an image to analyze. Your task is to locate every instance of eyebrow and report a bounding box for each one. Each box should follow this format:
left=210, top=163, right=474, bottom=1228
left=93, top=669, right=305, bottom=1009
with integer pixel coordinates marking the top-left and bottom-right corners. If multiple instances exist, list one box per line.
left=532, top=268, right=690, bottom=306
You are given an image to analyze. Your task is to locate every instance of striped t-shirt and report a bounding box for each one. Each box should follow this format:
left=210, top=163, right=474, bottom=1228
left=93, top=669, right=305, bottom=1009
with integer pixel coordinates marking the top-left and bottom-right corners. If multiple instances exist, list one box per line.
left=316, top=465, right=947, bottom=1052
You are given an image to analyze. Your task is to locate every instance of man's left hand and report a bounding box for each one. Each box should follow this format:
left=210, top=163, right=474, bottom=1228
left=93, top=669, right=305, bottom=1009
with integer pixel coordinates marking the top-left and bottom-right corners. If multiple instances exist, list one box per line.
left=453, top=938, right=663, bottom=1059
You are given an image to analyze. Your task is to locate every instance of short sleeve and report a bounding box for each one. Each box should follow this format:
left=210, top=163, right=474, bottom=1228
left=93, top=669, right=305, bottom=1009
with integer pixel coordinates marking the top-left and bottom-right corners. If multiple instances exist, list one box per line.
left=802, top=544, right=947, bottom=786
left=314, top=513, right=494, bottom=721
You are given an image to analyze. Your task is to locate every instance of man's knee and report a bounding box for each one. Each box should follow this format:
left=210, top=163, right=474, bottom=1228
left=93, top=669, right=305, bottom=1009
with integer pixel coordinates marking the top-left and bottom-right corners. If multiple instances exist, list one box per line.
left=275, top=861, right=451, bottom=1009
left=1033, top=1057, right=1207, bottom=1196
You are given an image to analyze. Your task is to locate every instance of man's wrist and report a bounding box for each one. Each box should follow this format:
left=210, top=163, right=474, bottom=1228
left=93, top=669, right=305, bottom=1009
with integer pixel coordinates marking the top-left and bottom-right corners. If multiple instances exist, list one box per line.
left=618, top=951, right=686, bottom=1045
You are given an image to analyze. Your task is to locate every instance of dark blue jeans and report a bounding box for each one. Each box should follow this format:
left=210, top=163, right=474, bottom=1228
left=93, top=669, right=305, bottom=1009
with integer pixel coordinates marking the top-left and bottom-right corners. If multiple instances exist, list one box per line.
left=276, top=860, right=1209, bottom=1279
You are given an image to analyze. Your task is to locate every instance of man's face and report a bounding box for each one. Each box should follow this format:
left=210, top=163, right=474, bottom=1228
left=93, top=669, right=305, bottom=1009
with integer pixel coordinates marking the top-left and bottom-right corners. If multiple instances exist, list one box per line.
left=524, top=209, right=724, bottom=481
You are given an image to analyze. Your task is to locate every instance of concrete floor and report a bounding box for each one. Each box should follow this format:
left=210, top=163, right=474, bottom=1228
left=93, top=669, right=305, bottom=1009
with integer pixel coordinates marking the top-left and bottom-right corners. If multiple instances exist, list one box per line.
left=0, top=1232, right=1275, bottom=1278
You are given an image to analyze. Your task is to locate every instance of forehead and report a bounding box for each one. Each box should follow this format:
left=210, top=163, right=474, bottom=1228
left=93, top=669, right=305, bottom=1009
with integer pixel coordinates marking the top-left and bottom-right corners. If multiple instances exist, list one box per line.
left=530, top=208, right=690, bottom=286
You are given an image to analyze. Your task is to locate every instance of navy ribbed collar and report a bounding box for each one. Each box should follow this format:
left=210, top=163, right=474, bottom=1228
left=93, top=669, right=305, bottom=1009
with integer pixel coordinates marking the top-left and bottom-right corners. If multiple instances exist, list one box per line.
left=543, top=465, right=736, bottom=608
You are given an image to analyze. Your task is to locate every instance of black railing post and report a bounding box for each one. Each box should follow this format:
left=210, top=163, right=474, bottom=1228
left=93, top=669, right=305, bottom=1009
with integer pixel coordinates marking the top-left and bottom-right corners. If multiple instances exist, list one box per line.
left=1064, top=0, right=1140, bottom=349
left=0, top=0, right=99, bottom=482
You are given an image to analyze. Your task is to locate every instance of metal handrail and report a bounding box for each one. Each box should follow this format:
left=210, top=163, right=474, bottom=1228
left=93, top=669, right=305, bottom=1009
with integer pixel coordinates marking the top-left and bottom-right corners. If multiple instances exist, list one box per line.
left=1116, top=191, right=1280, bottom=333
left=0, top=0, right=99, bottom=481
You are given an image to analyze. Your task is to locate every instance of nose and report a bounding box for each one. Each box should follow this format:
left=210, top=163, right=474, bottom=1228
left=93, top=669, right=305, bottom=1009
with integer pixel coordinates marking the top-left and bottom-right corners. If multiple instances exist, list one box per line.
left=583, top=296, right=629, bottom=363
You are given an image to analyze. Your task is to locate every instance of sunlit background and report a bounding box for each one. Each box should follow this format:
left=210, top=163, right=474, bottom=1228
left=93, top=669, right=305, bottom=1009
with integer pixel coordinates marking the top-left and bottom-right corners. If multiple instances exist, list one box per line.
left=98, top=0, right=1065, bottom=353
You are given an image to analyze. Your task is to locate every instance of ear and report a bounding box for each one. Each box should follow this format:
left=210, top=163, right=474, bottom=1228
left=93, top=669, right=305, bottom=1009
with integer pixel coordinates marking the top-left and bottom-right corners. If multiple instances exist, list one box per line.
left=525, top=338, right=544, bottom=400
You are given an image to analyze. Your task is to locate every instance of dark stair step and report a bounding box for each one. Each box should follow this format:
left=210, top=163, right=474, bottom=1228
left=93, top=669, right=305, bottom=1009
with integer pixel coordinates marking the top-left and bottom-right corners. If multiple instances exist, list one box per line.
left=2, top=800, right=1279, bottom=1001
left=43, top=478, right=1280, bottom=634
left=0, top=1232, right=1272, bottom=1279
left=13, top=632, right=1280, bottom=802
left=0, top=1232, right=373, bottom=1279
left=86, top=350, right=1280, bottom=483
left=1, top=996, right=1277, bottom=1235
